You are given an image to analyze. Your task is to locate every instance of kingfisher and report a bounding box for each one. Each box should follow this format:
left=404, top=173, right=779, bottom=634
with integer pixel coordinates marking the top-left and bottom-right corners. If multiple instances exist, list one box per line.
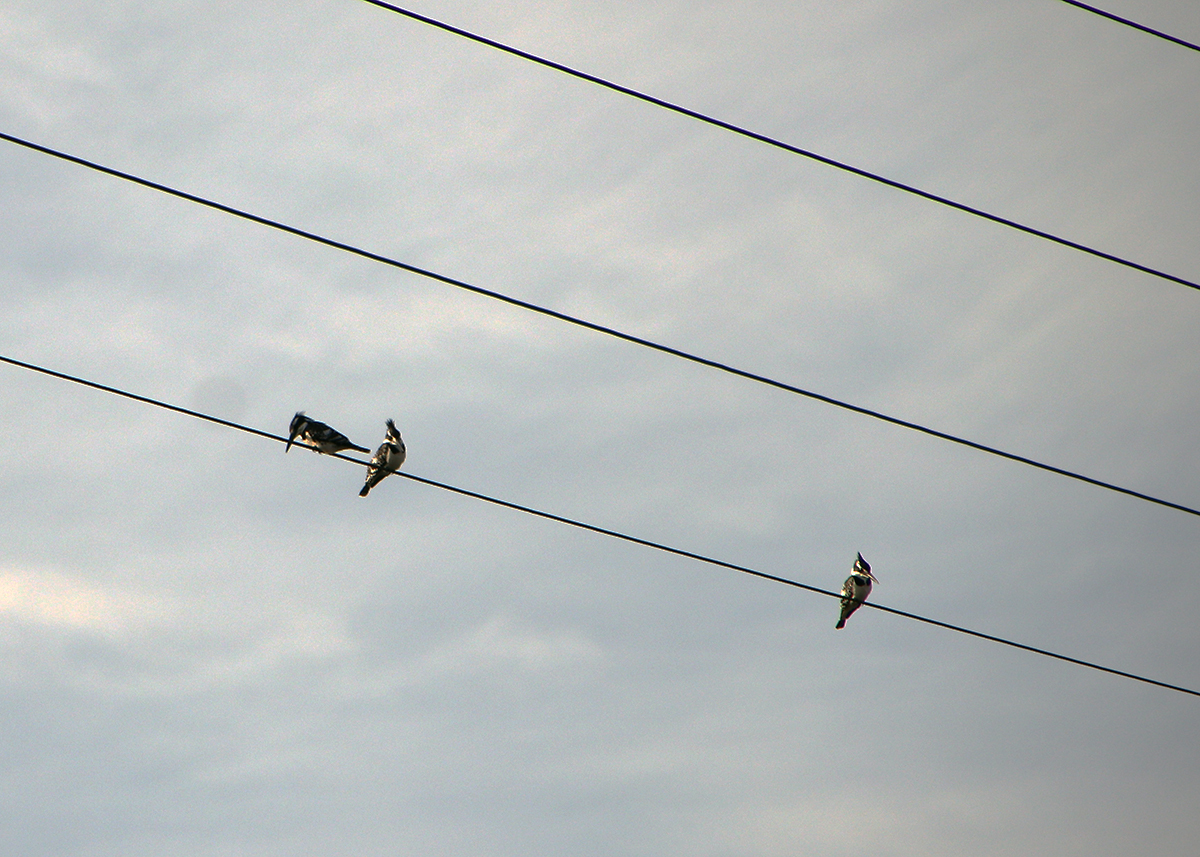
left=359, top=418, right=406, bottom=497
left=286, top=411, right=369, bottom=455
left=835, top=552, right=877, bottom=629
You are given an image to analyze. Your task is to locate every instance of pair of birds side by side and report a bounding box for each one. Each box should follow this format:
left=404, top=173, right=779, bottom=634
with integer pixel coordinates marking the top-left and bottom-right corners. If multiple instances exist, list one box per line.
left=286, top=411, right=406, bottom=497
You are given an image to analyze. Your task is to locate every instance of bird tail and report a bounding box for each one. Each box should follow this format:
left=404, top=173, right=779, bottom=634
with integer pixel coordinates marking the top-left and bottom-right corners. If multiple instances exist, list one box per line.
left=359, top=483, right=371, bottom=497
left=835, top=618, right=846, bottom=630
left=350, top=443, right=370, bottom=453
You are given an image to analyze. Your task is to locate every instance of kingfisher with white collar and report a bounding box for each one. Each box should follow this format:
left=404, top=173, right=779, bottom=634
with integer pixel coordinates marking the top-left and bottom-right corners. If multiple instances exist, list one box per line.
left=359, top=418, right=406, bottom=497
left=835, top=553, right=877, bottom=629
left=286, top=411, right=369, bottom=455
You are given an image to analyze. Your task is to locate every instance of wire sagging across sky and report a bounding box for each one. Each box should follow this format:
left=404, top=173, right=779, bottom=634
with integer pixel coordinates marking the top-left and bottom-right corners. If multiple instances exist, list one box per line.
left=3, top=130, right=1197, bottom=522
left=356, top=0, right=1199, bottom=294
left=0, top=351, right=1196, bottom=699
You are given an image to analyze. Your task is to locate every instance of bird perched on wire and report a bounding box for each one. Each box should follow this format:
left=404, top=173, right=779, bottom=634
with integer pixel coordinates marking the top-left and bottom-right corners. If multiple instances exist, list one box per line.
left=286, top=411, right=369, bottom=455
left=359, top=419, right=406, bottom=497
left=835, top=553, right=878, bottom=629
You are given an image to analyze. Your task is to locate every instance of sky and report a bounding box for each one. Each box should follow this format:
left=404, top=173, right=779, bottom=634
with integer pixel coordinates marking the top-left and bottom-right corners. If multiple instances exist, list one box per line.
left=1, top=1, right=1198, bottom=854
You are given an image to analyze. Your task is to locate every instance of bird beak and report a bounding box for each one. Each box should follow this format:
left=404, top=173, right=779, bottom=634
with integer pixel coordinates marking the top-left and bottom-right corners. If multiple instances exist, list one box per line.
left=287, top=413, right=306, bottom=452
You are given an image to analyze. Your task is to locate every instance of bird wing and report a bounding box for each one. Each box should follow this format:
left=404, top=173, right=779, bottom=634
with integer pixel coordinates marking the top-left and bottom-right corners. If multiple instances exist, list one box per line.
left=310, top=422, right=349, bottom=446
left=362, top=445, right=386, bottom=487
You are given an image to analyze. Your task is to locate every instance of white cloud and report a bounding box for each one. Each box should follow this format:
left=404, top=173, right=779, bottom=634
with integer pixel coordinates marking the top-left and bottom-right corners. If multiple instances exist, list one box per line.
left=409, top=614, right=604, bottom=682
left=0, top=566, right=168, bottom=637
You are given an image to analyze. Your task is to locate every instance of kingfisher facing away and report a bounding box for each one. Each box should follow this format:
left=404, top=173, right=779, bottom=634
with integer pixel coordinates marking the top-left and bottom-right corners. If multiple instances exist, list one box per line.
left=359, top=419, right=406, bottom=497
left=835, top=553, right=878, bottom=629
left=286, top=411, right=369, bottom=455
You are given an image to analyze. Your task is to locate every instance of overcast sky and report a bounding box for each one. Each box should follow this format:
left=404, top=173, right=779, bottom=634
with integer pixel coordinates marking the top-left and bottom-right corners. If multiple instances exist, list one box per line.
left=1, top=1, right=1199, bottom=855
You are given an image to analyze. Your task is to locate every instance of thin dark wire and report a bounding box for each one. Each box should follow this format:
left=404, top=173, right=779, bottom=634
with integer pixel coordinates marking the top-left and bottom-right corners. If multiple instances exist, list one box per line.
left=356, top=1, right=1199, bottom=294
left=1, top=351, right=1196, bottom=698
left=3, top=131, right=1198, bottom=521
left=1059, top=1, right=1200, bottom=52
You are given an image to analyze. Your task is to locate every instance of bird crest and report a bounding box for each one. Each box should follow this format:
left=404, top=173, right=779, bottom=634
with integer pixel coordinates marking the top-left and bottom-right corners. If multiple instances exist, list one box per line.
left=854, top=552, right=876, bottom=581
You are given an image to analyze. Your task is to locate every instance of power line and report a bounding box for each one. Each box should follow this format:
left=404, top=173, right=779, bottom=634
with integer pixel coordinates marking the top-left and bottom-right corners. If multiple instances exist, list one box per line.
left=1, top=351, right=1196, bottom=698
left=1059, top=1, right=1200, bottom=52
left=3, top=130, right=1198, bottom=522
left=355, top=1, right=1199, bottom=294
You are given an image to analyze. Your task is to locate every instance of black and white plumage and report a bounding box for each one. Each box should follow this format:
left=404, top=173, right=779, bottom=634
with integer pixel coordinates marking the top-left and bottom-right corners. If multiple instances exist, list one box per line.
left=359, top=419, right=406, bottom=497
left=286, top=411, right=369, bottom=455
left=835, top=552, right=877, bottom=629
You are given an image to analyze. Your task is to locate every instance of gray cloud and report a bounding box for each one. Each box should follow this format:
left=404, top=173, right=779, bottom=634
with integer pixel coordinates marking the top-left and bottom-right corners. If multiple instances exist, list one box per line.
left=1, top=1, right=1198, bottom=855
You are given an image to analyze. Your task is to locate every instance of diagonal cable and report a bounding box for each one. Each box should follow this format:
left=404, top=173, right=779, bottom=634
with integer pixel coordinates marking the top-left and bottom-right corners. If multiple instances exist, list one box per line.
left=1059, top=1, right=1200, bottom=52
left=356, top=1, right=1198, bottom=293
left=1, top=351, right=1196, bottom=698
left=2, top=131, right=1198, bottom=520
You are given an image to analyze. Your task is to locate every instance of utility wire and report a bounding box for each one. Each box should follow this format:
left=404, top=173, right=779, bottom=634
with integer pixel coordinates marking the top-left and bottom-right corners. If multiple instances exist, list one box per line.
left=1, top=351, right=1196, bottom=698
left=356, top=1, right=1199, bottom=294
left=1059, top=1, right=1200, bottom=52
left=3, top=131, right=1198, bottom=522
